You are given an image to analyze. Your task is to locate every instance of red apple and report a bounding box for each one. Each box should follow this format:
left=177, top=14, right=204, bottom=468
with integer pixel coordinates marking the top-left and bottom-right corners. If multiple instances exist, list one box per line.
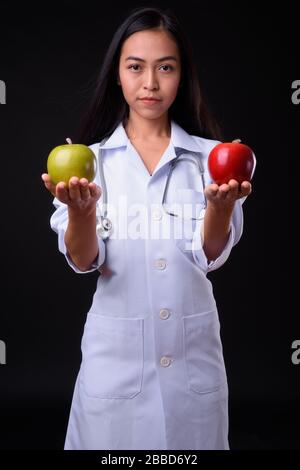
left=208, top=139, right=255, bottom=185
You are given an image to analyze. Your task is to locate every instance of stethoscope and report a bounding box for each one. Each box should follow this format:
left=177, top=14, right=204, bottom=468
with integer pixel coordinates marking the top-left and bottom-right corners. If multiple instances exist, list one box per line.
left=96, top=142, right=207, bottom=240
left=96, top=139, right=113, bottom=240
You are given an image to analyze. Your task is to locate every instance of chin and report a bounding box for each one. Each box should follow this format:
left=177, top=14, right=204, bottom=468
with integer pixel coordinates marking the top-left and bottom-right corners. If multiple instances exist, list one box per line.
left=136, top=108, right=167, bottom=120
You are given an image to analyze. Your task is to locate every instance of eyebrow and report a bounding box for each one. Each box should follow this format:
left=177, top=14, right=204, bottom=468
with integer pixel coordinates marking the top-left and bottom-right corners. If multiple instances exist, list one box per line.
left=125, top=56, right=178, bottom=62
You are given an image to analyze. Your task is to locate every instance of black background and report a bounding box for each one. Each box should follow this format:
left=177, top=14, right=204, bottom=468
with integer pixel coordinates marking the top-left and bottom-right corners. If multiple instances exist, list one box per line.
left=0, top=0, right=298, bottom=451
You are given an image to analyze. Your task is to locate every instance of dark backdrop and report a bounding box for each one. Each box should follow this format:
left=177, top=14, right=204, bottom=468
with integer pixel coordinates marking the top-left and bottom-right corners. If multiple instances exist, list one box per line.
left=0, top=0, right=298, bottom=450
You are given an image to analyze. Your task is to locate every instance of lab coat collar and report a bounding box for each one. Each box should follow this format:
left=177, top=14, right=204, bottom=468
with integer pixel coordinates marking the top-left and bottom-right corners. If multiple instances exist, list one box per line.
left=170, top=121, right=203, bottom=153
left=100, top=120, right=203, bottom=154
left=100, top=122, right=128, bottom=149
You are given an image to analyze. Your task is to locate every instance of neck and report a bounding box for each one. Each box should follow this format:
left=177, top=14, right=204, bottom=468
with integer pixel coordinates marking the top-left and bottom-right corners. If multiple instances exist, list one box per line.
left=125, top=111, right=171, bottom=141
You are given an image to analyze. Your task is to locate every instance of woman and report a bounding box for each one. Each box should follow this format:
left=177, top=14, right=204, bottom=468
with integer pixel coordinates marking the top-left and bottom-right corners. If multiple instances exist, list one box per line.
left=42, top=6, right=252, bottom=450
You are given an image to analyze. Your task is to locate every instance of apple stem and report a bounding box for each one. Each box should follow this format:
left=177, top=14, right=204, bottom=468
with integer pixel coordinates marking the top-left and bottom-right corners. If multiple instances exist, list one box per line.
left=232, top=138, right=241, bottom=143
left=66, top=137, right=72, bottom=144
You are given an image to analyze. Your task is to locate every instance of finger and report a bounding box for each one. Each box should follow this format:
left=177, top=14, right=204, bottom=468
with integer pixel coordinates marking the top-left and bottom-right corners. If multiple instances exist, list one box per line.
left=79, top=178, right=90, bottom=201
left=41, top=173, right=56, bottom=196
left=68, top=177, right=81, bottom=201
left=228, top=179, right=240, bottom=199
left=89, top=183, right=102, bottom=200
left=218, top=183, right=230, bottom=199
left=56, top=182, right=70, bottom=204
left=41, top=173, right=51, bottom=183
left=240, top=181, right=252, bottom=196
left=205, top=183, right=219, bottom=198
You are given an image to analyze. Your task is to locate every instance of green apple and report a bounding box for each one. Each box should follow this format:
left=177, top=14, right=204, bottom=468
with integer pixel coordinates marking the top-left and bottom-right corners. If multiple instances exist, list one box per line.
left=47, top=139, right=96, bottom=184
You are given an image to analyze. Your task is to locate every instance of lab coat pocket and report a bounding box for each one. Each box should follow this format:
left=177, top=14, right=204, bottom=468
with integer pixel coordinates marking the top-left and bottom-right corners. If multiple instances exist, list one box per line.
left=173, top=189, right=204, bottom=252
left=174, top=189, right=205, bottom=221
left=183, top=311, right=227, bottom=394
left=81, top=314, right=144, bottom=399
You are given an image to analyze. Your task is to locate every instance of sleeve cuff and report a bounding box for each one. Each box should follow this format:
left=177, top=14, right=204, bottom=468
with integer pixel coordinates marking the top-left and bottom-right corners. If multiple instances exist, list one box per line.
left=49, top=198, right=106, bottom=273
left=57, top=228, right=106, bottom=274
left=192, top=219, right=236, bottom=272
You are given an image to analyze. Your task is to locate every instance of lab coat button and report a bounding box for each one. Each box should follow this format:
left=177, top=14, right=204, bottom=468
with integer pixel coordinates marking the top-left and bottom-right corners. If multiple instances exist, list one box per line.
left=152, top=209, right=163, bottom=221
left=154, top=259, right=167, bottom=270
left=159, top=308, right=170, bottom=320
left=160, top=356, right=172, bottom=367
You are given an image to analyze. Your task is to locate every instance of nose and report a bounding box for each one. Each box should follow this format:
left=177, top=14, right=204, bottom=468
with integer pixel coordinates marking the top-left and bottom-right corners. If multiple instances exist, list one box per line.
left=143, top=69, right=159, bottom=91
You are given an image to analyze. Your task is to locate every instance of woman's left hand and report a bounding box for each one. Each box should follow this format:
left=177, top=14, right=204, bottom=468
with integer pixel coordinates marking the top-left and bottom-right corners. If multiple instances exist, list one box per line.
left=204, top=179, right=252, bottom=210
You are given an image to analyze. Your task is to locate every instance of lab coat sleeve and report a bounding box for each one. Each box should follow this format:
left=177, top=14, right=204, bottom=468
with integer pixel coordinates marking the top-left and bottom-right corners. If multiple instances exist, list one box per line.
left=191, top=197, right=244, bottom=272
left=50, top=198, right=106, bottom=274
left=190, top=136, right=255, bottom=273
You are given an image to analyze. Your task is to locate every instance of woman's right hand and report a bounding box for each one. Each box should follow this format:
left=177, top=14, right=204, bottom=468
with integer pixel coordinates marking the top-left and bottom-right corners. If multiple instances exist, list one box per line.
left=41, top=174, right=102, bottom=214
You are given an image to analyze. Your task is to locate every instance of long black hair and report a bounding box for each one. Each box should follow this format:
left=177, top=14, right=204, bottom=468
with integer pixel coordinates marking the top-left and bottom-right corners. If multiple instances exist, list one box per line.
left=75, top=6, right=222, bottom=144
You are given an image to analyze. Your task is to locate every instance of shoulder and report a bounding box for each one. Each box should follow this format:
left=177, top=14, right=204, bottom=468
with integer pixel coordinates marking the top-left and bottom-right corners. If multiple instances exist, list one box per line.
left=171, top=121, right=221, bottom=157
left=190, top=134, right=221, bottom=156
left=88, top=142, right=100, bottom=154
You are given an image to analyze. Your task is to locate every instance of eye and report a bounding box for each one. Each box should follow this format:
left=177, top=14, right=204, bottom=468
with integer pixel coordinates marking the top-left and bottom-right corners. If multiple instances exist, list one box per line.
left=159, top=64, right=174, bottom=72
left=128, top=64, right=141, bottom=72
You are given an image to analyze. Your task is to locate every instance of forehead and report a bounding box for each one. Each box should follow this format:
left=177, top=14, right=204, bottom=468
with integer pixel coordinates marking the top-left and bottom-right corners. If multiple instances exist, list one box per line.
left=120, top=29, right=179, bottom=59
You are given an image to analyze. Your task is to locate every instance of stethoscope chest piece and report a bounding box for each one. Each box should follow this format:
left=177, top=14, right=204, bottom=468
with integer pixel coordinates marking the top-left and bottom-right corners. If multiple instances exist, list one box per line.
left=96, top=216, right=113, bottom=240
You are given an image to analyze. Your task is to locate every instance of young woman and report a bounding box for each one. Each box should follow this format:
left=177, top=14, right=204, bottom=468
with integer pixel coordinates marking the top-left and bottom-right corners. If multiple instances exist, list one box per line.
left=42, top=6, right=252, bottom=450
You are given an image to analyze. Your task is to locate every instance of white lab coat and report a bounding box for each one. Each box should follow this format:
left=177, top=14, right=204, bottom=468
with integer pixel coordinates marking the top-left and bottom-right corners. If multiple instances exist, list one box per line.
left=50, top=120, right=245, bottom=450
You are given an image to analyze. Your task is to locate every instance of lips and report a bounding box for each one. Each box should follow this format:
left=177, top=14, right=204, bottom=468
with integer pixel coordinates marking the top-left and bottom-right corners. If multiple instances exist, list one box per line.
left=139, top=97, right=162, bottom=106
left=139, top=97, right=161, bottom=101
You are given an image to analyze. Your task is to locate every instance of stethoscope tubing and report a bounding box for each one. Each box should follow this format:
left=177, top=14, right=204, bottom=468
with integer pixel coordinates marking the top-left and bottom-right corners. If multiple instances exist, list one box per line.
left=96, top=143, right=206, bottom=240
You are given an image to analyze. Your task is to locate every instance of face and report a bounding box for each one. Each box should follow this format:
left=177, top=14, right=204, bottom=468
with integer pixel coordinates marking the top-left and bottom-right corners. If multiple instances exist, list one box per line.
left=118, top=29, right=181, bottom=121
